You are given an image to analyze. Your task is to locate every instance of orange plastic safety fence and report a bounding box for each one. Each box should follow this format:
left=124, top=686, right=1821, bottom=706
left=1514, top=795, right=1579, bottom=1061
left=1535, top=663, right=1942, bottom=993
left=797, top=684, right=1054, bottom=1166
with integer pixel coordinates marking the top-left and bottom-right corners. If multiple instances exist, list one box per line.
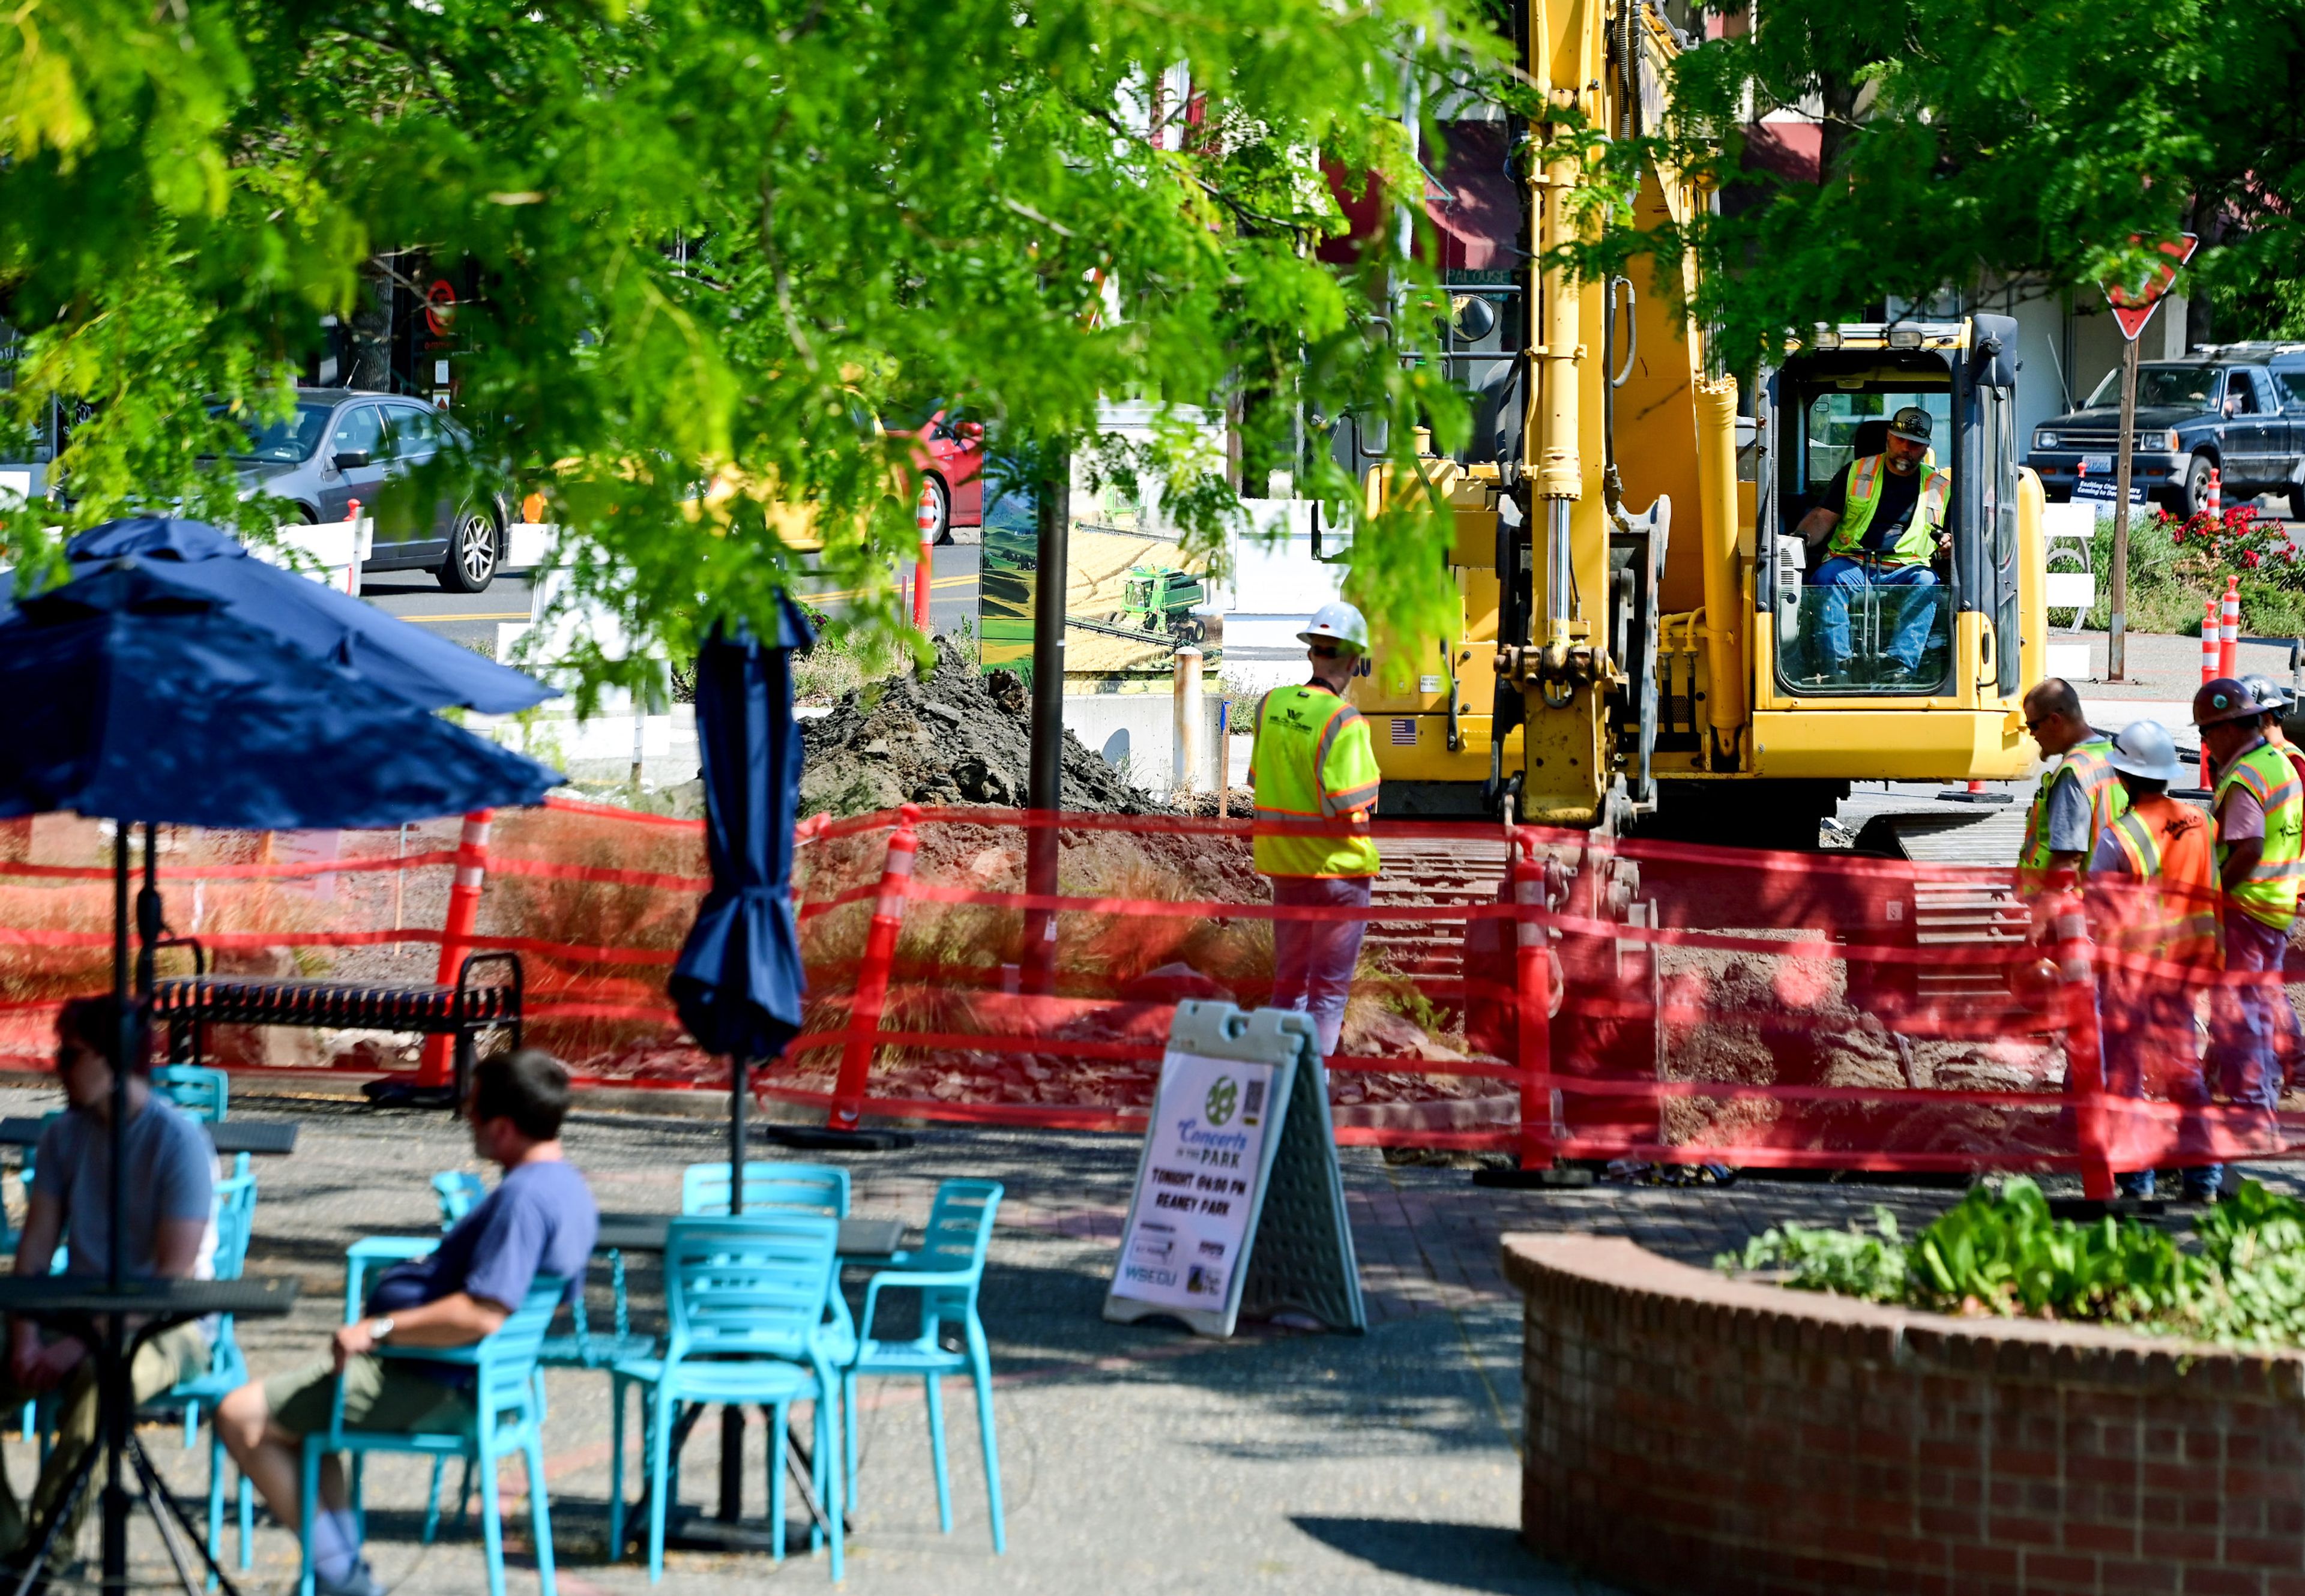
left=0, top=800, right=2297, bottom=1177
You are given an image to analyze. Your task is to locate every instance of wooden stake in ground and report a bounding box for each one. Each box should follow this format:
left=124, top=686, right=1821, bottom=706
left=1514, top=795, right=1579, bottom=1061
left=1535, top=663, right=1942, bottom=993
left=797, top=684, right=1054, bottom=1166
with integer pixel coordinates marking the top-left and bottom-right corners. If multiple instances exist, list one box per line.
left=2109, top=334, right=2141, bottom=682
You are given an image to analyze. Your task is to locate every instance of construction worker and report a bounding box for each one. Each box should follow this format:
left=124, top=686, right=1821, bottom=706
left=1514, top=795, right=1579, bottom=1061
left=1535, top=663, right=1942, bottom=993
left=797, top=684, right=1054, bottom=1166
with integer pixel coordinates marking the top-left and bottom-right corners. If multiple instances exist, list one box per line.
left=1792, top=406, right=1953, bottom=686
left=2018, top=677, right=2127, bottom=891
left=2087, top=721, right=2222, bottom=1200
left=2241, top=674, right=2305, bottom=789
left=1249, top=601, right=1382, bottom=1056
left=2233, top=675, right=2305, bottom=1078
left=2196, top=676, right=2303, bottom=1176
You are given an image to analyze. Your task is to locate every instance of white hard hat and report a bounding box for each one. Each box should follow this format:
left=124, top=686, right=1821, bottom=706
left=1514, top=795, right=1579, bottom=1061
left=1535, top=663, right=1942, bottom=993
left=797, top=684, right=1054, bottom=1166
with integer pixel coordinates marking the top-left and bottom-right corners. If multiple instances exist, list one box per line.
left=1296, top=601, right=1369, bottom=654
left=2107, top=720, right=2184, bottom=784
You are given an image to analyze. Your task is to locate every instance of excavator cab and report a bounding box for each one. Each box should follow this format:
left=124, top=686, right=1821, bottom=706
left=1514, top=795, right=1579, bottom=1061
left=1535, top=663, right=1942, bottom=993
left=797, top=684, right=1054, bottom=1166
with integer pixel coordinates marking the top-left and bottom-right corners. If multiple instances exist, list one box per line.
left=1761, top=318, right=2027, bottom=708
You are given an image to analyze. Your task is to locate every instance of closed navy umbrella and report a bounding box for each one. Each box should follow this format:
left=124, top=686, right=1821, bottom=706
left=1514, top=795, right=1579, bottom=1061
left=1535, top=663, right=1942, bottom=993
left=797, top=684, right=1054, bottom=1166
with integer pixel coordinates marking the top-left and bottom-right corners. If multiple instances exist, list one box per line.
left=64, top=517, right=554, bottom=714
left=668, top=599, right=816, bottom=1198
left=0, top=555, right=561, bottom=1591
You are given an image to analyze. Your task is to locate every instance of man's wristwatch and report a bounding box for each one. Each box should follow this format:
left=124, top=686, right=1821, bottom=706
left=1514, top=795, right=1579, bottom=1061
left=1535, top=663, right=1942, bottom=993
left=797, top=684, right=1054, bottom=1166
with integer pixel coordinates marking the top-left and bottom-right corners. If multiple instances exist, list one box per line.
left=366, top=1316, right=396, bottom=1343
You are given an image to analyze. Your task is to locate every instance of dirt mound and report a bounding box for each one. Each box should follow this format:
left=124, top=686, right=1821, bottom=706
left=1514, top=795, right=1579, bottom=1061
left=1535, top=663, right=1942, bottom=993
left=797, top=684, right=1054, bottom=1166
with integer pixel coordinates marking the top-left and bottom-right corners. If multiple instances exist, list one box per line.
left=799, top=636, right=1166, bottom=818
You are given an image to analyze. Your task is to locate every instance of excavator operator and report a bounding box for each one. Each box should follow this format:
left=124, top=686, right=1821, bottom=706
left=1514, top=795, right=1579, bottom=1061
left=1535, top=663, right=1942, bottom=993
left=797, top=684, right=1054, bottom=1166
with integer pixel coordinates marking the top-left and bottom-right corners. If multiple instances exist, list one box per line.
left=1792, top=406, right=1953, bottom=688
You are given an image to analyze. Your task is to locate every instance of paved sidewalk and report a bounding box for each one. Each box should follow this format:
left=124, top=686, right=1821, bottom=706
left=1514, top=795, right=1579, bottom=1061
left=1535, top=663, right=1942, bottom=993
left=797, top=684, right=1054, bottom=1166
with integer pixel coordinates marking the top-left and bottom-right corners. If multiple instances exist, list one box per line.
left=12, top=1088, right=2288, bottom=1594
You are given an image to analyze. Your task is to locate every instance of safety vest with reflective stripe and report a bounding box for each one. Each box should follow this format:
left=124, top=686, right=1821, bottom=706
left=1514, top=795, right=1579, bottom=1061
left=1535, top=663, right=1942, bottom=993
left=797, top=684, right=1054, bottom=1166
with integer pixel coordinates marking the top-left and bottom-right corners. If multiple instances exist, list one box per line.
left=2100, top=797, right=2222, bottom=969
left=2214, top=739, right=2305, bottom=929
left=1829, top=452, right=1951, bottom=565
left=1249, top=684, right=1382, bottom=878
left=2020, top=736, right=2129, bottom=875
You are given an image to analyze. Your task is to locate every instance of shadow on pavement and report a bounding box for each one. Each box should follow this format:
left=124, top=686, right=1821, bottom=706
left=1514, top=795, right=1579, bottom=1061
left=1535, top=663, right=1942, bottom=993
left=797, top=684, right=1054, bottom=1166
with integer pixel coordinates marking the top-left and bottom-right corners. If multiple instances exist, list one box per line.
left=1289, top=1516, right=1606, bottom=1593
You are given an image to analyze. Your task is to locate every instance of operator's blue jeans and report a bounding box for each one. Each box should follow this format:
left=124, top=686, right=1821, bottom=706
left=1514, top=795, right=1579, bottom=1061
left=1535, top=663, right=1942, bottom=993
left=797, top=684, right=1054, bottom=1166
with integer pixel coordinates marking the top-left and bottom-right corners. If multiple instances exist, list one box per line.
left=1810, top=558, right=1941, bottom=671
left=1269, top=876, right=1372, bottom=1057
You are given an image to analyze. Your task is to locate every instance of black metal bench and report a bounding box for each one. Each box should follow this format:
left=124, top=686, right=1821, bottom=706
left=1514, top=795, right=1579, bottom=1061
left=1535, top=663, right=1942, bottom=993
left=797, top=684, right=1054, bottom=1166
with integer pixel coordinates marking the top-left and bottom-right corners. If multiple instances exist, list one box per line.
left=150, top=942, right=522, bottom=1110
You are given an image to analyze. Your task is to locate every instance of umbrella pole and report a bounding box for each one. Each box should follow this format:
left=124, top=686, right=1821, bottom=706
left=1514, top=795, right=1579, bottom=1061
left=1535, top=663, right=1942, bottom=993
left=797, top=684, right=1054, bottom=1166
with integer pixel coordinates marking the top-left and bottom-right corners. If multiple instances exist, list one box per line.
left=729, top=1056, right=747, bottom=1211
left=103, top=827, right=133, bottom=1587
left=719, top=1055, right=747, bottom=1521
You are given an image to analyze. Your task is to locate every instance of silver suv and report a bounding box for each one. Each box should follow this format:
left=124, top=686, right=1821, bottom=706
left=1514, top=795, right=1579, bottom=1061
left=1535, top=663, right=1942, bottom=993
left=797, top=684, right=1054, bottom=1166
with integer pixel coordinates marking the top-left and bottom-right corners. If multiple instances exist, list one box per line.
left=222, top=388, right=508, bottom=592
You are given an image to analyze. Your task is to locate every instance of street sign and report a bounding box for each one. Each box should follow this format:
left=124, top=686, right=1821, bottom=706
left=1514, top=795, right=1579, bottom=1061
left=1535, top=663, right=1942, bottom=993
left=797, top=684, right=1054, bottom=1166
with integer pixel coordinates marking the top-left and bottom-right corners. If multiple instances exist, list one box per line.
left=2102, top=231, right=2201, bottom=682
left=1104, top=1001, right=1364, bottom=1337
left=2103, top=234, right=2200, bottom=342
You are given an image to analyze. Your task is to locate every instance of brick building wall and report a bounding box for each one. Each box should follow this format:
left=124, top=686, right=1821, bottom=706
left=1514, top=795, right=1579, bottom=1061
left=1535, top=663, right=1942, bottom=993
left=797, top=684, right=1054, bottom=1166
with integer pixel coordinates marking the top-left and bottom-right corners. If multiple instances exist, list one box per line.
left=1502, top=1233, right=2305, bottom=1595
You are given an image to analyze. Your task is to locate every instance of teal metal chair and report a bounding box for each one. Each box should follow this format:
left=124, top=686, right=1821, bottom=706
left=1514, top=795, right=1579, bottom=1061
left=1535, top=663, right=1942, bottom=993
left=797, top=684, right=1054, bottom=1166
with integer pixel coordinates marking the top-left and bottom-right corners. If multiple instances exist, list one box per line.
left=155, top=1065, right=251, bottom=1178
left=678, top=1158, right=856, bottom=1363
left=537, top=1251, right=655, bottom=1373
left=154, top=1064, right=229, bottom=1122
left=680, top=1161, right=851, bottom=1220
left=607, top=1215, right=845, bottom=1583
left=433, top=1170, right=486, bottom=1229
left=297, top=1275, right=567, bottom=1596
left=842, top=1178, right=1005, bottom=1552
left=172, top=1173, right=258, bottom=1583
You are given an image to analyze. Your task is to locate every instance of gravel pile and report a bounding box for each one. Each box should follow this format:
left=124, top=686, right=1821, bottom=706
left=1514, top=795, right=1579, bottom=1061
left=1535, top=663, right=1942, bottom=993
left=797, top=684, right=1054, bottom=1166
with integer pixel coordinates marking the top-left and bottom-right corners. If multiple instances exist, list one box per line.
left=798, top=636, right=1166, bottom=818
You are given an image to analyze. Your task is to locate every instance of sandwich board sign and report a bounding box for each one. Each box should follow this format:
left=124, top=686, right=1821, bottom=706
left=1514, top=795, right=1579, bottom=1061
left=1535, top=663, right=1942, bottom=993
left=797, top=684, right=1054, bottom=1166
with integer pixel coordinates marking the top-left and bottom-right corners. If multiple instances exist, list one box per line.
left=1103, top=1001, right=1366, bottom=1337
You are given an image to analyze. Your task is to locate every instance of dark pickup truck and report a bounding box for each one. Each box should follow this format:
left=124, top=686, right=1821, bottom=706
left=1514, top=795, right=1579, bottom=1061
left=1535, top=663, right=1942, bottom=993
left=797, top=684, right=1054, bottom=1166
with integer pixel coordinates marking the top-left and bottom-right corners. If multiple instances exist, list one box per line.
left=2026, top=346, right=2305, bottom=518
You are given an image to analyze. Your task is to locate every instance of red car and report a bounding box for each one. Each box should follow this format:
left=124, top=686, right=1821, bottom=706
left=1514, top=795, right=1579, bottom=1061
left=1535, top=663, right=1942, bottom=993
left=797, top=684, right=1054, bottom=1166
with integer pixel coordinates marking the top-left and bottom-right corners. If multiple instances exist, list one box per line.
left=888, top=402, right=984, bottom=544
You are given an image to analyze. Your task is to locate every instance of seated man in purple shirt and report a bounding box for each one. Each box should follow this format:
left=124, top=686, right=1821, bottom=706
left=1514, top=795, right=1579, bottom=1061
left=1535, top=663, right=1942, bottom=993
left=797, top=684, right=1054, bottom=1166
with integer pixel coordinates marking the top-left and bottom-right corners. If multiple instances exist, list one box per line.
left=215, top=1051, right=597, bottom=1596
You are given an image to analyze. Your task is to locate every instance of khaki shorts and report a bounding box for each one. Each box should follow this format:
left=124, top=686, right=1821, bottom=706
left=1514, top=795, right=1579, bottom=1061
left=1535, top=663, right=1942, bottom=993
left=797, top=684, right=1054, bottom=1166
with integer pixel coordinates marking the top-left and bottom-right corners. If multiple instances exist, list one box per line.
left=264, top=1354, right=473, bottom=1439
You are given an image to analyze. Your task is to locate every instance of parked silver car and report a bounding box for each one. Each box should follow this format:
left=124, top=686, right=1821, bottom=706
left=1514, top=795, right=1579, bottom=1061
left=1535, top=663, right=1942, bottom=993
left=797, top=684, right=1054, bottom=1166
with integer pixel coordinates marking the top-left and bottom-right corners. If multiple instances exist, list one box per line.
left=221, top=388, right=508, bottom=592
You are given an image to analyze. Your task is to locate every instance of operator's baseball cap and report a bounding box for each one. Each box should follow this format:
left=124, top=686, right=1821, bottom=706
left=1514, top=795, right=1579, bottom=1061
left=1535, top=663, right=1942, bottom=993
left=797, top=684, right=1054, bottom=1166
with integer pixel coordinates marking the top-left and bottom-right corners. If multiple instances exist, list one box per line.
left=1887, top=406, right=1933, bottom=445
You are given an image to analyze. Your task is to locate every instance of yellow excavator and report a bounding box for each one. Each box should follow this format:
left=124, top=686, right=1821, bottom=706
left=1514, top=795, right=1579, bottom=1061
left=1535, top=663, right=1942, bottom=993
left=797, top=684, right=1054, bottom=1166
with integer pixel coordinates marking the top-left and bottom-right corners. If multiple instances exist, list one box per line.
left=1359, top=0, right=2044, bottom=851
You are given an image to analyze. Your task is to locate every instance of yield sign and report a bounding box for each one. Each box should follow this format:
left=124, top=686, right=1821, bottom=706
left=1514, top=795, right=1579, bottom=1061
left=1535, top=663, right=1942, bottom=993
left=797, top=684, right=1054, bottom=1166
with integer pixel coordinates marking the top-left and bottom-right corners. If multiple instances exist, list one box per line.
left=2103, top=233, right=2200, bottom=341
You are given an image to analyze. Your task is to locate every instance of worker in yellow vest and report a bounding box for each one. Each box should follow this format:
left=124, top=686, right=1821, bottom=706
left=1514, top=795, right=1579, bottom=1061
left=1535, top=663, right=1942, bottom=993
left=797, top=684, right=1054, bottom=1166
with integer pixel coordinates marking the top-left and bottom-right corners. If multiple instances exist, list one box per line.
left=1792, top=406, right=1952, bottom=687
left=2086, top=721, right=2222, bottom=1200
left=2017, top=677, right=2127, bottom=895
left=1250, top=601, right=1382, bottom=1056
left=2196, top=677, right=2303, bottom=1175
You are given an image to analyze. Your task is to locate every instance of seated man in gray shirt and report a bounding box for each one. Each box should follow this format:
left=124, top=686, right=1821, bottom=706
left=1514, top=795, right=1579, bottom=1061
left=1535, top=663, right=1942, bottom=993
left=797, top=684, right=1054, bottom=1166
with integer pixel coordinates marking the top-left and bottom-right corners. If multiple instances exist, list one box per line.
left=217, top=1050, right=597, bottom=1596
left=0, top=996, right=215, bottom=1561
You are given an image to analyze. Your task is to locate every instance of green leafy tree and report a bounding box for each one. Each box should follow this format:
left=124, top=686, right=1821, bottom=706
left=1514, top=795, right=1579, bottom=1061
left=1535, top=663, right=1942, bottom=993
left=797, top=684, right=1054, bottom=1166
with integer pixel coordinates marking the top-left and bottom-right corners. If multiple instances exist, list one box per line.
left=1, top=0, right=1499, bottom=691
left=1560, top=0, right=2305, bottom=363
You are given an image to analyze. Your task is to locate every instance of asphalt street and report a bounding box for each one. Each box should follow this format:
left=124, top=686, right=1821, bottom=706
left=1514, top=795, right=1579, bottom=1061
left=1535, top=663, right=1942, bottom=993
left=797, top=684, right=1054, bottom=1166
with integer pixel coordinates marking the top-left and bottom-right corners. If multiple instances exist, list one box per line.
left=363, top=546, right=984, bottom=658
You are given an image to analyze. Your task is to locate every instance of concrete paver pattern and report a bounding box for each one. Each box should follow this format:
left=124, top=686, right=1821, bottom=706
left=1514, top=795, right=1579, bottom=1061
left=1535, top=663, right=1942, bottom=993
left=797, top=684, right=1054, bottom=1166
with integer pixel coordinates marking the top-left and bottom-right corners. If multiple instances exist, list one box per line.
left=19, top=1086, right=2146, bottom=1594
left=7, top=1092, right=1655, bottom=1595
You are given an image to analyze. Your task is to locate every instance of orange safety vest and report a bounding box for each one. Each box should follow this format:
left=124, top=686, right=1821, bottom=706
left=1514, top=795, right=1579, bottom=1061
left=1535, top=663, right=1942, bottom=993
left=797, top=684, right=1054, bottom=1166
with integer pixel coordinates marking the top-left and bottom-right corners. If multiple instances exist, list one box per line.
left=2099, top=795, right=2223, bottom=970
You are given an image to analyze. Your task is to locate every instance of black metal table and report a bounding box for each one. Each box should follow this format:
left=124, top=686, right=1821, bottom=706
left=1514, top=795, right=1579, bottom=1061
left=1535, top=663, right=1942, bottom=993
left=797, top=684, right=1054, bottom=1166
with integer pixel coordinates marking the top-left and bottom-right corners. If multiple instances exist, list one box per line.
left=595, top=1212, right=906, bottom=1261
left=0, top=1275, right=300, bottom=1596
left=591, top=1212, right=909, bottom=1557
left=0, top=1118, right=298, bottom=1157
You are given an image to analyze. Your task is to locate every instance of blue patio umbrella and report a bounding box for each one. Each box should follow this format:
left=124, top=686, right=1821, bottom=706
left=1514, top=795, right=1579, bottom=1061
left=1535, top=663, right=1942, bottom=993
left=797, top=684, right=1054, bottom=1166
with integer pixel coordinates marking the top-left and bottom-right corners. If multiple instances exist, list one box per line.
left=668, top=598, right=817, bottom=1193
left=64, top=516, right=554, bottom=714
left=0, top=558, right=562, bottom=830
left=0, top=555, right=561, bottom=1592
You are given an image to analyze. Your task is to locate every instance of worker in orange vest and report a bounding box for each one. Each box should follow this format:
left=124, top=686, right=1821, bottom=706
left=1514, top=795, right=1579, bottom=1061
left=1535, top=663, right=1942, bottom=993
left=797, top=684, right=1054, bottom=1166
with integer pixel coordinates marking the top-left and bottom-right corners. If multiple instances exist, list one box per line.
left=2087, top=721, right=2223, bottom=1200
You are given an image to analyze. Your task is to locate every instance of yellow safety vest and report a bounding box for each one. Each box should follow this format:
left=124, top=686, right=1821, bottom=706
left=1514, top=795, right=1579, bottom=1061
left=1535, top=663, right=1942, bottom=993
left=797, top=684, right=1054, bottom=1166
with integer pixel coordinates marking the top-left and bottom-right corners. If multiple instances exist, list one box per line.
left=2019, top=736, right=2129, bottom=875
left=1830, top=452, right=1951, bottom=566
left=2213, top=739, right=2305, bottom=929
left=1249, top=684, right=1382, bottom=878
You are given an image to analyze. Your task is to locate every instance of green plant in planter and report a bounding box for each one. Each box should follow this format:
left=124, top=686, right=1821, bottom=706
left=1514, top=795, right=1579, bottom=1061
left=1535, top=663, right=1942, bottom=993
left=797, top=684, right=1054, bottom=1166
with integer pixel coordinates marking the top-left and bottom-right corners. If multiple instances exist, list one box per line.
left=1730, top=1208, right=1909, bottom=1302
left=1903, top=1178, right=2191, bottom=1323
left=2184, top=1181, right=2305, bottom=1345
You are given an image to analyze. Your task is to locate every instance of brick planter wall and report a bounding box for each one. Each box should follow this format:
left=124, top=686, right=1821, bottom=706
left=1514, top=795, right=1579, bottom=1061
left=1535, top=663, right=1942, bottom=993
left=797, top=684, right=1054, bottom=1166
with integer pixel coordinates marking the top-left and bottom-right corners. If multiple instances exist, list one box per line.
left=1502, top=1233, right=2305, bottom=1595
